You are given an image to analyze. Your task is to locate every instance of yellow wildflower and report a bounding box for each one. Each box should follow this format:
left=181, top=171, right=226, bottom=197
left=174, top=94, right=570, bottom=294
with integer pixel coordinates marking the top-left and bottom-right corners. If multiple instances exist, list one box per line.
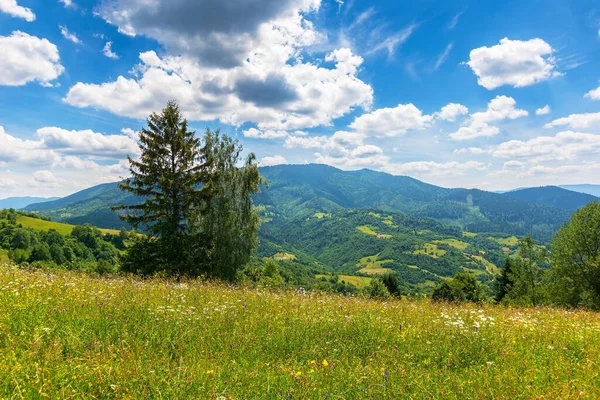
left=322, top=359, right=328, bottom=367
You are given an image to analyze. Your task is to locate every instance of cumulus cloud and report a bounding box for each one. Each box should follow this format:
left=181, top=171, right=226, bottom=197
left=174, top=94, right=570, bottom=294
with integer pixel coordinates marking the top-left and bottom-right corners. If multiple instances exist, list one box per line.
left=584, top=83, right=600, bottom=100
left=96, top=0, right=320, bottom=68
left=0, top=125, right=59, bottom=165
left=466, top=38, right=561, bottom=90
left=243, top=128, right=289, bottom=139
left=59, top=0, right=76, bottom=8
left=490, top=131, right=600, bottom=161
left=260, top=155, right=287, bottom=166
left=381, top=161, right=488, bottom=177
left=435, top=103, right=468, bottom=122
left=0, top=178, right=16, bottom=188
left=0, top=32, right=64, bottom=87
left=545, top=112, right=600, bottom=129
left=0, top=0, right=35, bottom=21
left=450, top=96, right=528, bottom=140
left=59, top=26, right=82, bottom=44
left=65, top=20, right=372, bottom=131
left=102, top=41, right=119, bottom=59
left=535, top=105, right=551, bottom=115
left=349, top=104, right=434, bottom=137
left=36, top=127, right=139, bottom=158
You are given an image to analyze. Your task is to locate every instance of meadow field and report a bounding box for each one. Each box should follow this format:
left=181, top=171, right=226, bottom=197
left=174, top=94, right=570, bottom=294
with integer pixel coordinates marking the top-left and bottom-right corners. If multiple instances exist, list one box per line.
left=1, top=264, right=599, bottom=399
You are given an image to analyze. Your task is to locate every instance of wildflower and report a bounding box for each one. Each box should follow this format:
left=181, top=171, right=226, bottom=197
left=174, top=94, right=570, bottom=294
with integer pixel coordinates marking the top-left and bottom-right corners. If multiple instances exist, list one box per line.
left=296, top=371, right=302, bottom=376
left=322, top=359, right=328, bottom=367
left=206, top=370, right=214, bottom=374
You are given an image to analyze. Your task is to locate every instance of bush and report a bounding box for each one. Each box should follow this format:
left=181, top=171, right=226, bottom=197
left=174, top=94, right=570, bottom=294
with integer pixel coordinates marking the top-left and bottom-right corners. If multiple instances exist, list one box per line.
left=365, top=278, right=390, bottom=299
left=381, top=273, right=402, bottom=296
left=432, top=272, right=487, bottom=303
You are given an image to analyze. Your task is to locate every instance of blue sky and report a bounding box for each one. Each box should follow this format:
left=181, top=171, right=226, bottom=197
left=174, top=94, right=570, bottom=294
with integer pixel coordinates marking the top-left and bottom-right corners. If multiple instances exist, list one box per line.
left=1, top=0, right=600, bottom=197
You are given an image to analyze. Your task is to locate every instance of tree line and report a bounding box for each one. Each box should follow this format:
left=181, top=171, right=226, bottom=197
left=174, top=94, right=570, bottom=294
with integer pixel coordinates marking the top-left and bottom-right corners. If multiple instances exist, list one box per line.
left=432, top=200, right=600, bottom=310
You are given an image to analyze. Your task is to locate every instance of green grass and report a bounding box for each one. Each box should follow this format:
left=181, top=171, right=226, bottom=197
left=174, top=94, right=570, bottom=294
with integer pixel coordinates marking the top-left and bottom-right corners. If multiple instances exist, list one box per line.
left=434, top=238, right=469, bottom=251
left=412, top=243, right=447, bottom=258
left=356, top=254, right=393, bottom=275
left=356, top=225, right=377, bottom=235
left=1, top=265, right=599, bottom=398
left=0, top=249, right=8, bottom=263
left=273, top=252, right=296, bottom=261
left=490, top=236, right=519, bottom=247
left=16, top=215, right=120, bottom=236
left=313, top=212, right=330, bottom=219
left=462, top=231, right=477, bottom=238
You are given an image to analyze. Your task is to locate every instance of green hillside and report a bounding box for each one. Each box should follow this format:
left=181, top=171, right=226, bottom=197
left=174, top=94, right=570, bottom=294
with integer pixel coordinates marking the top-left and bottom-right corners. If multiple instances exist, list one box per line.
left=505, top=186, right=599, bottom=210
left=16, top=215, right=120, bottom=236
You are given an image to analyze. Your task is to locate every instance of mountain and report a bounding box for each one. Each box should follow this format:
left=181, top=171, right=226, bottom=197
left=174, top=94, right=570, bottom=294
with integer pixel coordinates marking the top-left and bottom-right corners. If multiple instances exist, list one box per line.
left=504, top=186, right=599, bottom=211
left=27, top=164, right=573, bottom=241
left=0, top=197, right=59, bottom=210
left=559, top=184, right=600, bottom=197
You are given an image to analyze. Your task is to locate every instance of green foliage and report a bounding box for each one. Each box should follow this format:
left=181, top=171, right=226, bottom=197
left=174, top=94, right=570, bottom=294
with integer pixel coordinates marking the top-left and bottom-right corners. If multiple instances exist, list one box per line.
left=505, top=236, right=547, bottom=306
left=191, top=130, right=263, bottom=281
left=494, top=257, right=514, bottom=303
left=549, top=201, right=600, bottom=309
left=364, top=278, right=390, bottom=299
left=381, top=272, right=402, bottom=296
left=432, top=271, right=487, bottom=303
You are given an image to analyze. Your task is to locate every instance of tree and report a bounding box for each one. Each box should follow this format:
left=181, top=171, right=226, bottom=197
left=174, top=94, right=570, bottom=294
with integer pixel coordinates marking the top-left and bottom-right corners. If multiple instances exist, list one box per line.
left=29, top=243, right=52, bottom=263
left=549, top=201, right=600, bottom=309
left=113, top=101, right=215, bottom=275
left=191, top=130, right=263, bottom=280
left=432, top=271, right=487, bottom=303
left=508, top=236, right=546, bottom=306
left=365, top=278, right=390, bottom=299
left=494, top=257, right=514, bottom=303
left=381, top=273, right=402, bottom=296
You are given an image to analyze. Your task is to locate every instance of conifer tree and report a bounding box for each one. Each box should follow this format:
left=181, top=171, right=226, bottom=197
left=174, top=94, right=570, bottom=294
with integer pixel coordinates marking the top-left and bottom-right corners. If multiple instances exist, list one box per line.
left=113, top=101, right=215, bottom=274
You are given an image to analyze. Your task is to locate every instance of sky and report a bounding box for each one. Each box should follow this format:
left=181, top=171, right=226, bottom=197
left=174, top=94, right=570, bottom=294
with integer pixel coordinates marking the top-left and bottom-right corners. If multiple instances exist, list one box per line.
left=1, top=0, right=600, bottom=198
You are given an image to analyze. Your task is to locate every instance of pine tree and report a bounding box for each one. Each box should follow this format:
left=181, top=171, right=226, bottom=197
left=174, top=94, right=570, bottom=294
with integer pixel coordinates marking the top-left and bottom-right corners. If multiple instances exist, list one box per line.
left=113, top=101, right=215, bottom=275
left=494, top=257, right=514, bottom=303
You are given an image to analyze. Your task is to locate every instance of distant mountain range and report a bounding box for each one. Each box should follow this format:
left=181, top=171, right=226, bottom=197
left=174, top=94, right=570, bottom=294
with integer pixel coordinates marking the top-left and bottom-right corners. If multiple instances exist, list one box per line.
left=0, top=196, right=59, bottom=210
left=23, top=164, right=598, bottom=242
left=558, top=184, right=600, bottom=197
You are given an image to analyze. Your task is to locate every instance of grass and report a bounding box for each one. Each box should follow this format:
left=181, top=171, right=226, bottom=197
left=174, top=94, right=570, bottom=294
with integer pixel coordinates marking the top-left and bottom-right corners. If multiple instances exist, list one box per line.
left=16, top=215, right=120, bottom=236
left=1, top=265, right=600, bottom=398
left=0, top=249, right=8, bottom=263
left=468, top=255, right=501, bottom=275
left=434, top=238, right=469, bottom=251
left=462, top=231, right=477, bottom=238
left=356, top=254, right=393, bottom=275
left=412, top=243, right=447, bottom=258
left=313, top=212, right=330, bottom=219
left=490, top=236, right=519, bottom=247
left=316, top=274, right=373, bottom=289
left=356, top=225, right=377, bottom=236
left=273, top=252, right=296, bottom=261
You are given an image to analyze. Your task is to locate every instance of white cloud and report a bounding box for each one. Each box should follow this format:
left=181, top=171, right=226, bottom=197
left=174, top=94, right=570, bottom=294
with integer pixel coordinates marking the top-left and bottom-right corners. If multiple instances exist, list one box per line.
left=545, top=112, right=600, bottom=129
left=432, top=43, right=453, bottom=71
left=0, top=32, right=64, bottom=87
left=450, top=96, right=528, bottom=140
left=367, top=24, right=417, bottom=59
left=0, top=178, right=16, bottom=188
left=466, top=38, right=561, bottom=90
left=260, top=155, right=287, bottom=166
left=59, top=0, right=76, bottom=8
left=535, top=105, right=551, bottom=115
left=584, top=83, right=600, bottom=100
left=102, top=41, right=119, bottom=59
left=503, top=160, right=524, bottom=169
left=381, top=161, right=488, bottom=177
left=435, top=103, right=468, bottom=122
left=243, top=128, right=289, bottom=140
left=490, top=131, right=600, bottom=161
left=30, top=170, right=64, bottom=187
left=36, top=127, right=139, bottom=158
left=65, top=10, right=373, bottom=131
left=453, top=147, right=486, bottom=155
left=59, top=26, right=82, bottom=44
left=0, top=125, right=59, bottom=165
left=0, top=0, right=35, bottom=21
left=349, top=104, right=434, bottom=137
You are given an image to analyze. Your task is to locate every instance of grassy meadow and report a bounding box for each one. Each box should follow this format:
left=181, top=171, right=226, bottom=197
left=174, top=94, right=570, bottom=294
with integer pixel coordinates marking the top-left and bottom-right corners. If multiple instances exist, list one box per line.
left=1, top=264, right=600, bottom=399
left=16, top=215, right=121, bottom=236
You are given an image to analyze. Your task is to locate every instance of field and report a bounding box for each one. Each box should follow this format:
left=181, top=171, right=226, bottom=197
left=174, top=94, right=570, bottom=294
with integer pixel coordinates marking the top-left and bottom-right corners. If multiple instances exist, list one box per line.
left=1, top=265, right=599, bottom=398
left=434, top=238, right=469, bottom=251
left=412, top=243, right=447, bottom=258
left=15, top=215, right=120, bottom=236
left=316, top=274, right=373, bottom=288
left=356, top=254, right=393, bottom=275
left=273, top=252, right=296, bottom=261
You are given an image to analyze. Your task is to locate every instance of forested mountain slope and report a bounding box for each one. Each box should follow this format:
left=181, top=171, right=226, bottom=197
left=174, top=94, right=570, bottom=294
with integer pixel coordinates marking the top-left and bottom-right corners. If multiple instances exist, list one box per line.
left=26, top=164, right=574, bottom=241
left=504, top=186, right=598, bottom=211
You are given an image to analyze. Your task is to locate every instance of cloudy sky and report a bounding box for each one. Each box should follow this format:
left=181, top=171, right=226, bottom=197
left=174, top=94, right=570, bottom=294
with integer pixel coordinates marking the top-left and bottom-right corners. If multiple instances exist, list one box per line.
left=1, top=0, right=600, bottom=197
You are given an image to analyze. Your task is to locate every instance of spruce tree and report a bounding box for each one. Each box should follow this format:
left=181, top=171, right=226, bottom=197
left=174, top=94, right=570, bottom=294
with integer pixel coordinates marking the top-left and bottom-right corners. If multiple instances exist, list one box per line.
left=113, top=101, right=215, bottom=275
left=494, top=257, right=514, bottom=303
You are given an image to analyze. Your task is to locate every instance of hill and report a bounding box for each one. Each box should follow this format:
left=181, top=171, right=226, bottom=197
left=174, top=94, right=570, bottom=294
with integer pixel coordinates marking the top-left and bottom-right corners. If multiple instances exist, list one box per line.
left=26, top=164, right=573, bottom=241
left=559, top=184, right=600, bottom=197
left=504, top=186, right=599, bottom=211
left=0, top=196, right=59, bottom=210
left=15, top=214, right=121, bottom=236
left=2, top=266, right=599, bottom=398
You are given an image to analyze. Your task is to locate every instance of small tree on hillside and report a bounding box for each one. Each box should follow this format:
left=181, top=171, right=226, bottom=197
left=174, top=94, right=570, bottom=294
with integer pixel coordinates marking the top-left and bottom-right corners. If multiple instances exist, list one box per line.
left=494, top=257, right=514, bottom=303
left=507, top=236, right=546, bottom=306
left=549, top=201, right=600, bottom=309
